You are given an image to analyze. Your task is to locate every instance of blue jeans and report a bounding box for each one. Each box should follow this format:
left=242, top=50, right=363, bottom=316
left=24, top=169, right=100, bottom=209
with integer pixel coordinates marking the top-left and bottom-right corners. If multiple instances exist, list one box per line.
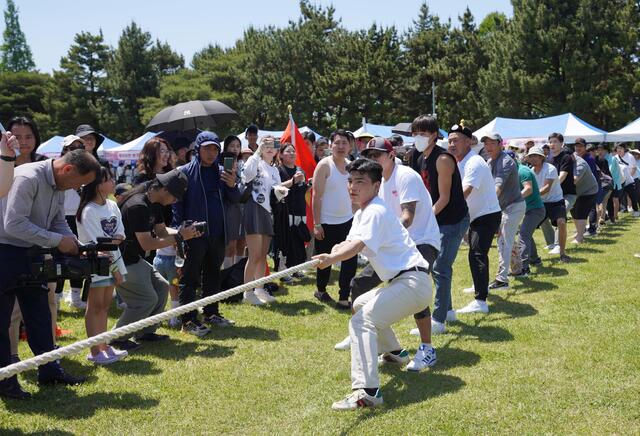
left=432, top=214, right=470, bottom=323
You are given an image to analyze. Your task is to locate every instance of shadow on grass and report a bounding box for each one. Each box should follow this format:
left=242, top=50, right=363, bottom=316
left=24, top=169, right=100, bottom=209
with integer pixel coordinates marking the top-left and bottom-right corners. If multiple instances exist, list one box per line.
left=206, top=324, right=280, bottom=341
left=266, top=300, right=325, bottom=317
left=4, top=389, right=159, bottom=419
left=133, top=338, right=236, bottom=361
left=454, top=322, right=515, bottom=343
left=2, top=430, right=73, bottom=436
left=547, top=255, right=588, bottom=265
left=488, top=294, right=538, bottom=318
left=429, top=347, right=481, bottom=371
left=533, top=264, right=568, bottom=277
left=103, top=358, right=162, bottom=376
left=581, top=237, right=617, bottom=245
left=510, top=279, right=559, bottom=294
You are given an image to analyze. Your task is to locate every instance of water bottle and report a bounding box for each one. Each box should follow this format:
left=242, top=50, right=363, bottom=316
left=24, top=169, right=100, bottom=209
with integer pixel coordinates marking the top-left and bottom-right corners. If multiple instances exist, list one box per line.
left=174, top=252, right=185, bottom=268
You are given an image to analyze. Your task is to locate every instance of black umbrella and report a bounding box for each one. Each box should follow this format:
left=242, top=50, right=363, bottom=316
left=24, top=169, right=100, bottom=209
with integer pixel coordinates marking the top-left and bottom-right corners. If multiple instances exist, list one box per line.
left=146, top=100, right=238, bottom=132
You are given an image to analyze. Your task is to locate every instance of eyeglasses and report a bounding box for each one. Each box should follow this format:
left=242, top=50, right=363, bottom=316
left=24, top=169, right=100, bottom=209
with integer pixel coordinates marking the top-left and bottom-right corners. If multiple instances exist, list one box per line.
left=66, top=142, right=85, bottom=151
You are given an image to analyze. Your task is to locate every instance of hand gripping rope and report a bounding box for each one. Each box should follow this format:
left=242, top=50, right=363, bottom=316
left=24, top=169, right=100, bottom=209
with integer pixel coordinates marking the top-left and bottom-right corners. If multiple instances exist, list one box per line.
left=0, top=259, right=320, bottom=381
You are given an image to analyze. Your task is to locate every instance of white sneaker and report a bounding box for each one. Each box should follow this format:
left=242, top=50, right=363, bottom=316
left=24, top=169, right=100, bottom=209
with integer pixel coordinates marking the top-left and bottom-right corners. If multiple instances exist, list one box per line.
left=570, top=239, right=582, bottom=245
left=545, top=244, right=556, bottom=250
left=105, top=346, right=128, bottom=362
left=633, top=211, right=640, bottom=217
left=332, top=389, right=383, bottom=411
left=378, top=349, right=410, bottom=366
left=254, top=288, right=276, bottom=304
left=68, top=299, right=87, bottom=310
left=549, top=245, right=561, bottom=255
left=168, top=317, right=181, bottom=329
left=462, top=286, right=475, bottom=294
left=409, top=328, right=419, bottom=336
left=446, top=310, right=458, bottom=322
left=334, top=336, right=351, bottom=351
left=243, top=290, right=265, bottom=306
left=457, top=299, right=489, bottom=314
left=406, top=344, right=437, bottom=371
left=431, top=320, right=446, bottom=335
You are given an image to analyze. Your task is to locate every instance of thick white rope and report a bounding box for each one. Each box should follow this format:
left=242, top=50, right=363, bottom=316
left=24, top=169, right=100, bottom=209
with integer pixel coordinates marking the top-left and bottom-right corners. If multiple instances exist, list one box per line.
left=0, top=259, right=320, bottom=381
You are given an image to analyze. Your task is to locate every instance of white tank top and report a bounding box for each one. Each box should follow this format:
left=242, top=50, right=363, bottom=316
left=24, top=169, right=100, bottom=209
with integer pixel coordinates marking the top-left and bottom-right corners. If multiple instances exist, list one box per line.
left=320, top=157, right=353, bottom=224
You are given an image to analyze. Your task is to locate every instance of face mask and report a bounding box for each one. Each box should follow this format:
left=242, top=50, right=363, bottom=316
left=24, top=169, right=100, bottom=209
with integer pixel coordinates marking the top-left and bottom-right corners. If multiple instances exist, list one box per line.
left=414, top=135, right=429, bottom=152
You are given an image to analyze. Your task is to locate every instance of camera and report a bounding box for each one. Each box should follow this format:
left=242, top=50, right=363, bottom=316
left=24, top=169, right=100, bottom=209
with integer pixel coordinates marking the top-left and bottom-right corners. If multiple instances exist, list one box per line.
left=185, top=220, right=207, bottom=233
left=17, top=237, right=120, bottom=286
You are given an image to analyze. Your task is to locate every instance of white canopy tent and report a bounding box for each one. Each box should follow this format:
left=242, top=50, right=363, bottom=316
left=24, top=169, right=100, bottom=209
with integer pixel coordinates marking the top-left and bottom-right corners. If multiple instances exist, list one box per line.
left=236, top=126, right=323, bottom=147
left=103, top=132, right=161, bottom=162
left=606, top=117, right=640, bottom=142
left=37, top=135, right=121, bottom=159
left=473, top=113, right=608, bottom=144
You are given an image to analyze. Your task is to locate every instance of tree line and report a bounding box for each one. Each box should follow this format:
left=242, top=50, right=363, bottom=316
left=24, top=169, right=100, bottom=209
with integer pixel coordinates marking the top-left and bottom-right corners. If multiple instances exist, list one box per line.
left=1, top=0, right=639, bottom=142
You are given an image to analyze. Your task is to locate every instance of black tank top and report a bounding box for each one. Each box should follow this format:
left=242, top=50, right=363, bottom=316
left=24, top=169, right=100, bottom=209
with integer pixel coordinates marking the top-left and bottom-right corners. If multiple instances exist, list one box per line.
left=413, top=146, right=468, bottom=225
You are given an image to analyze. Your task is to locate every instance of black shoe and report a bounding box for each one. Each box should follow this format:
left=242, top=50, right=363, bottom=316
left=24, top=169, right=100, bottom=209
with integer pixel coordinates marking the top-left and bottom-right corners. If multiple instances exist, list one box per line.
left=110, top=339, right=142, bottom=351
left=0, top=381, right=31, bottom=400
left=529, top=257, right=542, bottom=267
left=314, top=291, right=335, bottom=303
left=488, top=280, right=509, bottom=291
left=203, top=314, right=235, bottom=327
left=559, top=254, right=571, bottom=263
left=511, top=268, right=530, bottom=279
left=264, top=282, right=279, bottom=294
left=335, top=301, right=351, bottom=311
left=136, top=333, right=170, bottom=342
left=38, top=369, right=87, bottom=386
left=9, top=354, right=20, bottom=364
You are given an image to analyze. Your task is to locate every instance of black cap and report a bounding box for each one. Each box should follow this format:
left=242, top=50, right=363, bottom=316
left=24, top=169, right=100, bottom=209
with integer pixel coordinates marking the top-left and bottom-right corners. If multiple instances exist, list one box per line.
left=574, top=137, right=587, bottom=146
left=75, top=124, right=104, bottom=146
left=245, top=124, right=259, bottom=135
left=115, top=183, right=132, bottom=196
left=156, top=170, right=188, bottom=201
left=448, top=124, right=473, bottom=139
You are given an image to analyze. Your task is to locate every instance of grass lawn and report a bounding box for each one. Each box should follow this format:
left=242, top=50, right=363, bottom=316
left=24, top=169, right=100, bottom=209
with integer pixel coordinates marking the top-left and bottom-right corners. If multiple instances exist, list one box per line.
left=1, top=215, right=640, bottom=435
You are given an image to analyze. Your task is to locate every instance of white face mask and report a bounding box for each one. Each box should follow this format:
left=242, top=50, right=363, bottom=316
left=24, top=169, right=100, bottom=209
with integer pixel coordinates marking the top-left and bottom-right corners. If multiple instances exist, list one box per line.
left=414, top=135, right=429, bottom=152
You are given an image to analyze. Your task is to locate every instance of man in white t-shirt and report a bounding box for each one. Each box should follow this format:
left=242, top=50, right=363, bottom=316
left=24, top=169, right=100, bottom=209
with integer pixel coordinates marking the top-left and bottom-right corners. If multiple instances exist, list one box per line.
left=447, top=124, right=501, bottom=314
left=333, top=137, right=439, bottom=372
left=313, top=158, right=431, bottom=411
left=526, top=146, right=570, bottom=262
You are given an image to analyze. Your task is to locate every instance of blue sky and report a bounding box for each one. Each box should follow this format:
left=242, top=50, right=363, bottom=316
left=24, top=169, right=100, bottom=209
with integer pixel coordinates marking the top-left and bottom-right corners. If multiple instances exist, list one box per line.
left=8, top=0, right=512, bottom=72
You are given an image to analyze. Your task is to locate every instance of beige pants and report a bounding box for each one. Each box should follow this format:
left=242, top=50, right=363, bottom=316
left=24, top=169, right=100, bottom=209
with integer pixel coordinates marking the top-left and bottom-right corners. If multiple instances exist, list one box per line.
left=349, top=270, right=432, bottom=389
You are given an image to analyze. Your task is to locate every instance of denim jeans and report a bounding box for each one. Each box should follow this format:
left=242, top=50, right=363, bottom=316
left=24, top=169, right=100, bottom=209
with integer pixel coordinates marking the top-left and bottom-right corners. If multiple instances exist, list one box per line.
left=432, top=215, right=470, bottom=323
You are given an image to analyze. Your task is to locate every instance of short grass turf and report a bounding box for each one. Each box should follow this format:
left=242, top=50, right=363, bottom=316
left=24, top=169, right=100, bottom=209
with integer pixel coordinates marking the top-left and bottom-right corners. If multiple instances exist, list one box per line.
left=1, top=215, right=639, bottom=435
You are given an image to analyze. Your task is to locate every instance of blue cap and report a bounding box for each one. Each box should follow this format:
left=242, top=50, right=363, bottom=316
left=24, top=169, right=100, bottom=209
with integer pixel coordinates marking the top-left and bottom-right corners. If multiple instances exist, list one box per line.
left=195, top=131, right=221, bottom=150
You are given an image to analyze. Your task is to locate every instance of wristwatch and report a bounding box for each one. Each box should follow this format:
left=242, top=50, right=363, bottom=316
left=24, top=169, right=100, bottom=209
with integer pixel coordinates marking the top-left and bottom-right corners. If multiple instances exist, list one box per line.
left=314, top=224, right=322, bottom=229
left=0, top=155, right=16, bottom=162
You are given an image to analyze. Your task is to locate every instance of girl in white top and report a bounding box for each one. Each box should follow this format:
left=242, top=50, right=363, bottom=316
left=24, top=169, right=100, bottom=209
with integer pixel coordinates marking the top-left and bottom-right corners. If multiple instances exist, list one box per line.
left=240, top=136, right=287, bottom=305
left=76, top=166, right=128, bottom=365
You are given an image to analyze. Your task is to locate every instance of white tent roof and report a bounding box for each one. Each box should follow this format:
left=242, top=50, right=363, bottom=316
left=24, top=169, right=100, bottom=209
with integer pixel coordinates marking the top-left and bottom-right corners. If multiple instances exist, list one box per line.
left=236, top=126, right=323, bottom=147
left=104, top=132, right=160, bottom=162
left=606, top=117, right=640, bottom=142
left=473, top=113, right=607, bottom=144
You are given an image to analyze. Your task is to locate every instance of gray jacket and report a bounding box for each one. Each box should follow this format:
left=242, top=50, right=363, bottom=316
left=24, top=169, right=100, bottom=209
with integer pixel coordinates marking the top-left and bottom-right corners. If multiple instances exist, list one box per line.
left=0, top=159, right=73, bottom=248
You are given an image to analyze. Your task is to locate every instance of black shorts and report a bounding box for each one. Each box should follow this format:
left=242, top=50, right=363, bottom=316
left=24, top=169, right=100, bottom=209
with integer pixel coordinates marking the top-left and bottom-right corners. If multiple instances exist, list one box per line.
left=612, top=189, right=623, bottom=199
left=571, top=194, right=597, bottom=219
left=544, top=200, right=566, bottom=227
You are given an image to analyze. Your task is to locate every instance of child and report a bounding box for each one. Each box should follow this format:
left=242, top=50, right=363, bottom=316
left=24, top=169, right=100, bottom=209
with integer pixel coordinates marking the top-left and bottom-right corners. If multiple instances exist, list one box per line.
left=76, top=166, right=129, bottom=365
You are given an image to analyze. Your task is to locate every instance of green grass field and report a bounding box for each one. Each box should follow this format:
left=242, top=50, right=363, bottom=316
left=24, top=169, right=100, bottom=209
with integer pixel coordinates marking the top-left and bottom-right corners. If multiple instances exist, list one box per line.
left=2, top=216, right=640, bottom=435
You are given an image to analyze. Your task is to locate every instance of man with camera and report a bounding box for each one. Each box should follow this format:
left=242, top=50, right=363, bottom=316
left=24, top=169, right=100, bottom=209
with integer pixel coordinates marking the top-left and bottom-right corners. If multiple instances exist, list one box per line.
left=112, top=170, right=200, bottom=351
left=173, top=131, right=240, bottom=336
left=0, top=149, right=100, bottom=399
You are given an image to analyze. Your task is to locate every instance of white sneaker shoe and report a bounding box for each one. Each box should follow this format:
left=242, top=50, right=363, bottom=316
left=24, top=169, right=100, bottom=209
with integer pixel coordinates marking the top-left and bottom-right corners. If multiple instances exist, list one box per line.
left=463, top=286, right=475, bottom=294
left=243, top=290, right=265, bottom=305
left=457, top=299, right=489, bottom=314
left=549, top=245, right=561, bottom=255
left=334, top=336, right=351, bottom=351
left=406, top=344, right=437, bottom=371
left=332, top=389, right=383, bottom=411
left=446, top=310, right=458, bottom=322
left=545, top=244, right=556, bottom=250
left=254, top=288, right=276, bottom=304
left=633, top=211, right=640, bottom=217
left=378, top=349, right=410, bottom=366
left=409, top=328, right=419, bottom=336
left=431, top=320, right=446, bottom=335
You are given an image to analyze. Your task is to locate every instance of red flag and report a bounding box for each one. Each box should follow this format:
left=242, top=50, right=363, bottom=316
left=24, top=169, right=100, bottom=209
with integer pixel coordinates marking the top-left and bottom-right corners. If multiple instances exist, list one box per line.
left=280, top=113, right=317, bottom=233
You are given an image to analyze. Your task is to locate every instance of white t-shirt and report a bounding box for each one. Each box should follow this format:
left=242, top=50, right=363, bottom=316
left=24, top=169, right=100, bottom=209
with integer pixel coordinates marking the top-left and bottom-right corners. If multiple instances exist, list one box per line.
left=534, top=162, right=563, bottom=203
left=458, top=149, right=501, bottom=221
left=347, top=197, right=428, bottom=281
left=379, top=164, right=440, bottom=251
left=624, top=152, right=638, bottom=181
left=76, top=199, right=127, bottom=282
left=241, top=154, right=282, bottom=213
left=616, top=154, right=635, bottom=185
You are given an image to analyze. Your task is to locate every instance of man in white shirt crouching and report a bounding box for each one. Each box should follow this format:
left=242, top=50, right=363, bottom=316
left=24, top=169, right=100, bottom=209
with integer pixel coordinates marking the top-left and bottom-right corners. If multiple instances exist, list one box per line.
left=314, top=158, right=432, bottom=411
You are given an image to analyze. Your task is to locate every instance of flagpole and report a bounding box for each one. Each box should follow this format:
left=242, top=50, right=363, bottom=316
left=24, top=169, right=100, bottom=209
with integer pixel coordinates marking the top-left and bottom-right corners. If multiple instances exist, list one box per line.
left=287, top=104, right=295, bottom=148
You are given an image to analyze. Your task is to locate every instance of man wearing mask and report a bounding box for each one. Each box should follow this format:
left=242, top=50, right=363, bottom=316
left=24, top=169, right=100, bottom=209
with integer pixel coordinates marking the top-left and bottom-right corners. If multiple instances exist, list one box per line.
left=0, top=150, right=100, bottom=399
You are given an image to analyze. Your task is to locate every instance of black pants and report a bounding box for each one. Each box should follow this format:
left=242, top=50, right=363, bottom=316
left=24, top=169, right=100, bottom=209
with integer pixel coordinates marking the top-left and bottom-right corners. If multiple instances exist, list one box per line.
left=468, top=211, right=502, bottom=301
left=179, top=235, right=225, bottom=322
left=350, top=244, right=438, bottom=319
left=0, top=244, right=62, bottom=389
left=55, top=215, right=83, bottom=294
left=623, top=182, right=638, bottom=211
left=314, top=219, right=357, bottom=301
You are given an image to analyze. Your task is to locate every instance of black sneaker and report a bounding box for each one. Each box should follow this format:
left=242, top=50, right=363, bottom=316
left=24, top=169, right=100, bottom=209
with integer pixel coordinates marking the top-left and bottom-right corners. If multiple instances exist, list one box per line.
left=559, top=254, right=571, bottom=263
left=136, top=333, right=170, bottom=342
left=335, top=301, right=351, bottom=311
left=280, top=275, right=294, bottom=284
left=9, top=354, right=20, bottom=364
left=110, top=339, right=142, bottom=352
left=529, top=257, right=542, bottom=267
left=182, top=320, right=210, bottom=337
left=292, top=271, right=305, bottom=279
left=511, top=268, right=530, bottom=279
left=38, top=369, right=87, bottom=386
left=488, top=280, right=509, bottom=291
left=0, top=381, right=31, bottom=400
left=203, top=314, right=235, bottom=328
left=314, top=291, right=335, bottom=303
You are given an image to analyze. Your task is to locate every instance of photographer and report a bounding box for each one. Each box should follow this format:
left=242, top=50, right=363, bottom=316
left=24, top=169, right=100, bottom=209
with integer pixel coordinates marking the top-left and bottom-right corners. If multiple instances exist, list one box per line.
left=0, top=131, right=18, bottom=198
left=112, top=170, right=199, bottom=351
left=0, top=149, right=100, bottom=399
left=173, top=131, right=240, bottom=336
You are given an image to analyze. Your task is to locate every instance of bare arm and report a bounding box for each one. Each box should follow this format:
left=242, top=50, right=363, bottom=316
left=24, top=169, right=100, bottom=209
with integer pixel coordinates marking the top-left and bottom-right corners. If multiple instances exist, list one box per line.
left=313, top=239, right=365, bottom=269
left=400, top=201, right=416, bottom=228
left=312, top=161, right=329, bottom=225
left=433, top=154, right=454, bottom=216
left=463, top=185, right=474, bottom=199
left=558, top=171, right=568, bottom=184
left=521, top=180, right=533, bottom=198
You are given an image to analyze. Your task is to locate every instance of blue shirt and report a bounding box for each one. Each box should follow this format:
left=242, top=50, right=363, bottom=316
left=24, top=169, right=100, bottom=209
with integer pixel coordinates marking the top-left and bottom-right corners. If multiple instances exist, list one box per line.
left=201, top=165, right=224, bottom=238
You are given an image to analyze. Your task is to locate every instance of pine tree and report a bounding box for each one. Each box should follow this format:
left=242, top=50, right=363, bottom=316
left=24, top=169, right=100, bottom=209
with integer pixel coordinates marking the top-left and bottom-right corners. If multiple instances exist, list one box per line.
left=0, top=0, right=35, bottom=72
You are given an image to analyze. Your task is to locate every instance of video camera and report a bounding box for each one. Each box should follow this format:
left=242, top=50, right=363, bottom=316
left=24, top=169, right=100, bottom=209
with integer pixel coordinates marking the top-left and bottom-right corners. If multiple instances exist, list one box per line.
left=17, top=237, right=121, bottom=285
